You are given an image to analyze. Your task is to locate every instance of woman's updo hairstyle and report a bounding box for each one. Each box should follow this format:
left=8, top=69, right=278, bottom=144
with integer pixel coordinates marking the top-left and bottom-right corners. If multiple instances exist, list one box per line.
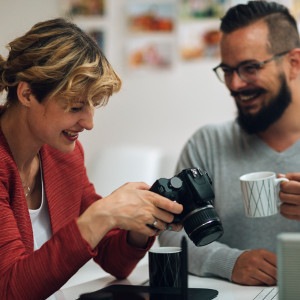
left=0, top=18, right=121, bottom=108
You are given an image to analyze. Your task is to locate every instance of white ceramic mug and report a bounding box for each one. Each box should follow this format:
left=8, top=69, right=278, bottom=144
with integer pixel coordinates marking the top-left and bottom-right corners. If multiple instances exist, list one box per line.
left=240, top=171, right=289, bottom=218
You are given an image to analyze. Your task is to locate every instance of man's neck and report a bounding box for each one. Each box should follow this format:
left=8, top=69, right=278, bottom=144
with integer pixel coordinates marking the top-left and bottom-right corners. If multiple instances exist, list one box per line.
left=258, top=130, right=300, bottom=152
left=258, top=103, right=300, bottom=152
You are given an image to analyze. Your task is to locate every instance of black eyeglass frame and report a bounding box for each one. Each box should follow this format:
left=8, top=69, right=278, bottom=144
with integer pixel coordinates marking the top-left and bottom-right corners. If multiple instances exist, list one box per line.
left=212, top=50, right=291, bottom=84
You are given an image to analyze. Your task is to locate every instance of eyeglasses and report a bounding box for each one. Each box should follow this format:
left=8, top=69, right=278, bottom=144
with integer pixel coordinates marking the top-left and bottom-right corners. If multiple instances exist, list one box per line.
left=213, top=50, right=290, bottom=84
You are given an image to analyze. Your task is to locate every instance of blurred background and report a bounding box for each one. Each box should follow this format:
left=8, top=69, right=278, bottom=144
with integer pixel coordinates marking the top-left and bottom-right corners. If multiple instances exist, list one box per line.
left=1, top=0, right=297, bottom=194
left=2, top=0, right=299, bottom=290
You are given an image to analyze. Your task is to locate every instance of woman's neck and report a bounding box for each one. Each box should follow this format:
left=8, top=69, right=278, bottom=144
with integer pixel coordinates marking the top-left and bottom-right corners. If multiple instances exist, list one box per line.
left=0, top=105, right=40, bottom=171
left=0, top=105, right=42, bottom=208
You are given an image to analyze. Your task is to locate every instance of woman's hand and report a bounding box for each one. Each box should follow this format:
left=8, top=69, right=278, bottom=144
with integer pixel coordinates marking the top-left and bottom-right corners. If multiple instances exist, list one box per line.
left=77, top=182, right=183, bottom=249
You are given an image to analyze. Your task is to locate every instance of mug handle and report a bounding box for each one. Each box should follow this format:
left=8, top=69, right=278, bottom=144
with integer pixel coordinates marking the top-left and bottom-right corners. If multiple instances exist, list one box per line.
left=275, top=177, right=289, bottom=207
left=275, top=177, right=289, bottom=185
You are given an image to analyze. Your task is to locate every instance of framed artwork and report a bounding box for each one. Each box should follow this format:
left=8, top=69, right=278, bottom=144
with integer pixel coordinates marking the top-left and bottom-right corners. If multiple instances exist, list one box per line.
left=179, top=0, right=228, bottom=19
left=126, top=1, right=176, bottom=33
left=61, top=0, right=106, bottom=17
left=126, top=38, right=174, bottom=71
left=179, top=20, right=221, bottom=60
left=60, top=0, right=107, bottom=53
left=86, top=29, right=105, bottom=51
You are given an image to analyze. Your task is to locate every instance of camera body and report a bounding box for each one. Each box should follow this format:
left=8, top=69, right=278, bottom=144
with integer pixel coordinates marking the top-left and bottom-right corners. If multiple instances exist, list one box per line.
left=150, top=168, right=223, bottom=246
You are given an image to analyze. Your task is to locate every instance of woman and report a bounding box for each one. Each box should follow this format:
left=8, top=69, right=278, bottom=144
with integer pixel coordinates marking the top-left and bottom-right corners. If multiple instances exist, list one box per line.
left=0, top=18, right=183, bottom=299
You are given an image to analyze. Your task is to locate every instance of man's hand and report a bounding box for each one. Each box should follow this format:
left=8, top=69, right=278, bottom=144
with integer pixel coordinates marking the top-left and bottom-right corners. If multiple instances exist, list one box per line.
left=278, top=173, right=300, bottom=221
left=231, top=249, right=277, bottom=285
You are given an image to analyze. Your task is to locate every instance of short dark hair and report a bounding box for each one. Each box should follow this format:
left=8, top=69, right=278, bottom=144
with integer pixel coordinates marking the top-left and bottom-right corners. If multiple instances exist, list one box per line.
left=220, top=1, right=300, bottom=54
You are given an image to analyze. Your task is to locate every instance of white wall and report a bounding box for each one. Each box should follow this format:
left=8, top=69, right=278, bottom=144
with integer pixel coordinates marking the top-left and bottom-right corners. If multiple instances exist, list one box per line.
left=0, top=0, right=236, bottom=183
left=82, top=61, right=235, bottom=178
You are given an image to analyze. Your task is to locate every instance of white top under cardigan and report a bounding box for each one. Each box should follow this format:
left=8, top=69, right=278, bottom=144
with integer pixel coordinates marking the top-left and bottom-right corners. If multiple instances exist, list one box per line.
left=29, top=160, right=57, bottom=300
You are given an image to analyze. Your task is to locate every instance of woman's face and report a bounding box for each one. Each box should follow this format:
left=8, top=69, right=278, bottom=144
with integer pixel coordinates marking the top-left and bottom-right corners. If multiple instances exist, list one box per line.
left=27, top=95, right=95, bottom=153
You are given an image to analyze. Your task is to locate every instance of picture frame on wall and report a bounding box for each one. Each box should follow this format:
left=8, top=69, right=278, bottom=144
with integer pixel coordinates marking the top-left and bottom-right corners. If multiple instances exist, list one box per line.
left=179, top=0, right=227, bottom=19
left=61, top=0, right=106, bottom=17
left=125, top=1, right=177, bottom=72
left=85, top=28, right=105, bottom=51
left=126, top=1, right=176, bottom=33
left=126, top=38, right=174, bottom=71
left=60, top=0, right=107, bottom=54
left=178, top=19, right=221, bottom=61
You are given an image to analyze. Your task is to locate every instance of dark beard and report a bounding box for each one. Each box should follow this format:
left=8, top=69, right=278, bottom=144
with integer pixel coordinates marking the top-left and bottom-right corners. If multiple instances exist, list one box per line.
left=236, top=75, right=292, bottom=134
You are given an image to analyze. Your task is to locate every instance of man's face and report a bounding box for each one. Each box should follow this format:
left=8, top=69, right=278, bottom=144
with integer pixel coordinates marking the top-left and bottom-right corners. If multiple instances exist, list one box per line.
left=220, top=21, right=291, bottom=134
left=236, top=74, right=291, bottom=134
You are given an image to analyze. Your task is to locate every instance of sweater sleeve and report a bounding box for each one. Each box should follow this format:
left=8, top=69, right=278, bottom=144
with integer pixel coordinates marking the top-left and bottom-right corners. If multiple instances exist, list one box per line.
left=94, top=229, right=155, bottom=279
left=0, top=208, right=96, bottom=300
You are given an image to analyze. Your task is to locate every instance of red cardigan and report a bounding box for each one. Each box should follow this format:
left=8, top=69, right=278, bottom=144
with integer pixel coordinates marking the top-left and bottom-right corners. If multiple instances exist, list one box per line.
left=0, top=128, right=154, bottom=300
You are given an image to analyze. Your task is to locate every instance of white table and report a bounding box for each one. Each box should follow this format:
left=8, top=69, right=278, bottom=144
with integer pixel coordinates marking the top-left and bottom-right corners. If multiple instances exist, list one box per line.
left=58, top=259, right=277, bottom=300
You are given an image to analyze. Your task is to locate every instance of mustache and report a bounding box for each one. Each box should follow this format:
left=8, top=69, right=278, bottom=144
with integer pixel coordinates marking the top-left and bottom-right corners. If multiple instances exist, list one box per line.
left=230, top=88, right=267, bottom=98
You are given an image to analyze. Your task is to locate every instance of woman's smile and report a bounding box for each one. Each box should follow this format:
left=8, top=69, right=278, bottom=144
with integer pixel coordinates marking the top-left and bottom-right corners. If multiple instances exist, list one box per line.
left=62, top=129, right=80, bottom=141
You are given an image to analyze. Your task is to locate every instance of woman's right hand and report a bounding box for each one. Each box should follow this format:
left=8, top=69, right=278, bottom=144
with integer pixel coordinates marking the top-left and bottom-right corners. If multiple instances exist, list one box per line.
left=76, top=182, right=183, bottom=249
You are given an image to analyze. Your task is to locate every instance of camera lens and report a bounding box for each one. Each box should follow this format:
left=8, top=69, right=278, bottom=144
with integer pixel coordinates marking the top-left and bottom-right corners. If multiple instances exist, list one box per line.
left=182, top=205, right=223, bottom=246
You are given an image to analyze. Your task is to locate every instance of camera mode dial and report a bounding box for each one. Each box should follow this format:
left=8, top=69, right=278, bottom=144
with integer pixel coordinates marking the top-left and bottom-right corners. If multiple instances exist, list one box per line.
left=169, top=177, right=183, bottom=190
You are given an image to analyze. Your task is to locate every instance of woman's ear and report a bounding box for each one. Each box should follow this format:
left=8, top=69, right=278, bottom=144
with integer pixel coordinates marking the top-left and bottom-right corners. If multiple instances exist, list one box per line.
left=17, top=81, right=32, bottom=107
left=287, top=48, right=300, bottom=80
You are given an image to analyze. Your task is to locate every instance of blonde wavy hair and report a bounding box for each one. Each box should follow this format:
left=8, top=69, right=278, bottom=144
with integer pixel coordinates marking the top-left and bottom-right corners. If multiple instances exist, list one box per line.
left=0, top=18, right=121, bottom=109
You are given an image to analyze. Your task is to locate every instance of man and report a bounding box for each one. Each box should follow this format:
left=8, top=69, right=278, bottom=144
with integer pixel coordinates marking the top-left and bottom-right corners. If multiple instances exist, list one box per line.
left=159, top=1, right=300, bottom=286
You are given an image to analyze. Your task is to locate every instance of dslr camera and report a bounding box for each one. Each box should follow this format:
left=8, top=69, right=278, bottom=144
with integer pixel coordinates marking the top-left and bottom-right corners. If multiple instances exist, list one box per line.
left=150, top=168, right=223, bottom=246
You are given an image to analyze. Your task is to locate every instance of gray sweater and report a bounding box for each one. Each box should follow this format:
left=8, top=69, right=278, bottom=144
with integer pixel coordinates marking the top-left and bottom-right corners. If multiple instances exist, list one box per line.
left=159, top=120, right=300, bottom=281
